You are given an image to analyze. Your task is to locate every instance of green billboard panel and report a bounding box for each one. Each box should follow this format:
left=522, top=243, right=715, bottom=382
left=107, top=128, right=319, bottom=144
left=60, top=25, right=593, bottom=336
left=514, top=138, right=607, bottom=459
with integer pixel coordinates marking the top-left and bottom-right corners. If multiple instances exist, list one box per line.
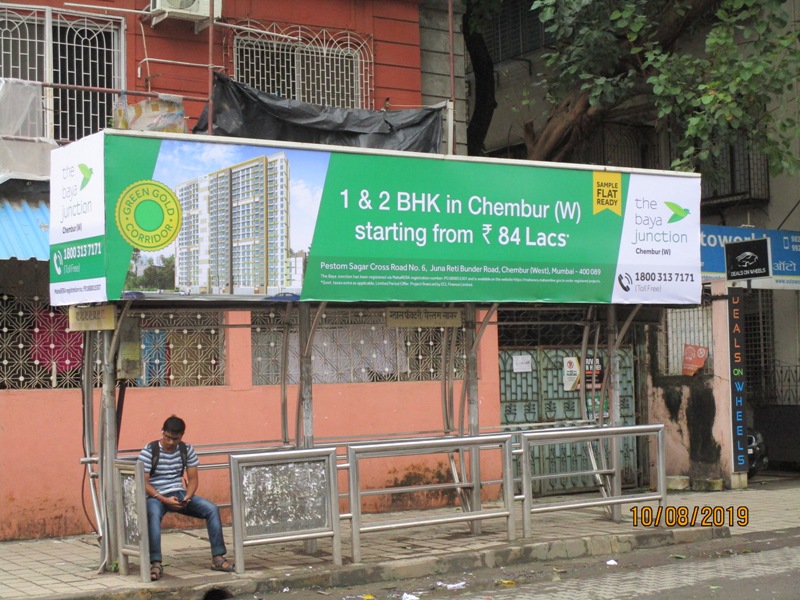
left=49, top=131, right=701, bottom=306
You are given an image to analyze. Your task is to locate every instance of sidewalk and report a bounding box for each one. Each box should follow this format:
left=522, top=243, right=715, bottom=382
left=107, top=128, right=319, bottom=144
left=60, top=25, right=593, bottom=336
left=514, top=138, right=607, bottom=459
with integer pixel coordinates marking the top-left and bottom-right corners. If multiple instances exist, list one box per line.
left=2, top=473, right=799, bottom=600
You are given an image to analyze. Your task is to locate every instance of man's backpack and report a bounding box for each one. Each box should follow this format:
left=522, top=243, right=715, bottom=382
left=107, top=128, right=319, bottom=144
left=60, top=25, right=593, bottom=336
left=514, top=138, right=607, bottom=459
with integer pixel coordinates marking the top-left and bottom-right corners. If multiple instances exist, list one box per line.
left=148, top=440, right=188, bottom=477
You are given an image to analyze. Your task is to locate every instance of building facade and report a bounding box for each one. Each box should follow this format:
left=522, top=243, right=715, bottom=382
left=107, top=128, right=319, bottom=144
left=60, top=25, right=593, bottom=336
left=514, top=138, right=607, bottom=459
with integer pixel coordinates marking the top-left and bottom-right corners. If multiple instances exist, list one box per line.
left=0, top=0, right=476, bottom=541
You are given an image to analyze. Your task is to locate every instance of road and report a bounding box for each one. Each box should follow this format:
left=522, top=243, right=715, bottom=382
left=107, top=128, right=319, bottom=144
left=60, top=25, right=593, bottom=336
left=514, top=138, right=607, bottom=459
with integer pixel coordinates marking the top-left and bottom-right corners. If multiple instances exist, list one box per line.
left=232, top=527, right=800, bottom=600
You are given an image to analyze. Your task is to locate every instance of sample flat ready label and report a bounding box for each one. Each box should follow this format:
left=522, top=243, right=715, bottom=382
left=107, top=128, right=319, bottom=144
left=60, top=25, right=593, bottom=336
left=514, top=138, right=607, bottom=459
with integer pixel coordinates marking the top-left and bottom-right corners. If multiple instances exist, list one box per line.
left=49, top=131, right=701, bottom=305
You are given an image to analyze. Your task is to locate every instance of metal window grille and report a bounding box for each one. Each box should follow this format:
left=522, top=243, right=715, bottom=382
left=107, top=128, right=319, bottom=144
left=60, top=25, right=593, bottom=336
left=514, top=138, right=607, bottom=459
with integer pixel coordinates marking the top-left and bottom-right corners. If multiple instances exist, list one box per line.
left=232, top=22, right=373, bottom=109
left=700, top=137, right=770, bottom=210
left=569, top=123, right=665, bottom=170
left=774, top=363, right=800, bottom=406
left=252, top=307, right=466, bottom=385
left=0, top=294, right=84, bottom=389
left=480, top=0, right=548, bottom=65
left=0, top=5, right=124, bottom=141
left=742, top=289, right=775, bottom=403
left=658, top=302, right=714, bottom=375
left=497, top=307, right=595, bottom=348
left=658, top=290, right=775, bottom=397
left=0, top=292, right=226, bottom=389
left=116, top=309, right=225, bottom=387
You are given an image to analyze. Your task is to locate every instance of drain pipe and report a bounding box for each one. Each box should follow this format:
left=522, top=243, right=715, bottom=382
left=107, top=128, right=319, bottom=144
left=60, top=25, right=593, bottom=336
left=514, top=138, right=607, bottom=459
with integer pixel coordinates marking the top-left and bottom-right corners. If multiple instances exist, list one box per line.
left=448, top=0, right=456, bottom=152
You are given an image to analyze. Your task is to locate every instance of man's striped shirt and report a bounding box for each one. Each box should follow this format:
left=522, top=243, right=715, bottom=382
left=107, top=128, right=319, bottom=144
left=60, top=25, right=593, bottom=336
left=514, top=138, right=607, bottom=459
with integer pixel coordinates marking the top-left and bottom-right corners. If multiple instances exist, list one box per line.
left=137, top=442, right=199, bottom=495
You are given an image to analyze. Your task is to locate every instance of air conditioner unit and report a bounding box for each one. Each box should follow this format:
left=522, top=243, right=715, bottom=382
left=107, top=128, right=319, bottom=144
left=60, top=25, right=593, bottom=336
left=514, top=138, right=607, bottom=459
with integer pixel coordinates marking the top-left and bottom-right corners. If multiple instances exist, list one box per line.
left=149, top=0, right=222, bottom=22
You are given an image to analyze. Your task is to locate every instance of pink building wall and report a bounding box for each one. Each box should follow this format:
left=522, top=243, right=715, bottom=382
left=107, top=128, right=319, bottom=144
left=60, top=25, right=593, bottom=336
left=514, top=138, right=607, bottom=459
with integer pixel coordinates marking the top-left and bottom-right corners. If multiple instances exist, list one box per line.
left=0, top=310, right=502, bottom=541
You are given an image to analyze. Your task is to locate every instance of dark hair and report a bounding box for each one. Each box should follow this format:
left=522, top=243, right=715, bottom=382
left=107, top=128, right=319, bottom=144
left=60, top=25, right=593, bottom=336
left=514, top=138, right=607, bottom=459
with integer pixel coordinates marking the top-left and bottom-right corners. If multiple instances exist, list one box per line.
left=162, top=415, right=186, bottom=435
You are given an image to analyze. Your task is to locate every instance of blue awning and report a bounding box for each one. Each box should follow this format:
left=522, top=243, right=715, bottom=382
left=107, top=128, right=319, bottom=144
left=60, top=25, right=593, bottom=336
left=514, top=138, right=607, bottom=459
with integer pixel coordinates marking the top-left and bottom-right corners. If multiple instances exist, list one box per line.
left=0, top=199, right=50, bottom=261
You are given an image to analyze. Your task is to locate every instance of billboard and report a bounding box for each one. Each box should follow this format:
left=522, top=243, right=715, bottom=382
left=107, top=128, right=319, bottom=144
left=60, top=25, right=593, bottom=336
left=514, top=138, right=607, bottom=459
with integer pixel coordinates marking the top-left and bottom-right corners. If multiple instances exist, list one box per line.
left=49, top=130, right=702, bottom=306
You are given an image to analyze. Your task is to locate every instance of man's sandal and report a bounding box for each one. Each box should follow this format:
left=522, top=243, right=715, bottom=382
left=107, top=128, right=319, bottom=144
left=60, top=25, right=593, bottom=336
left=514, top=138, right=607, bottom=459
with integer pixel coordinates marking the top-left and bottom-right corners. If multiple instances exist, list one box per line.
left=210, top=556, right=235, bottom=572
left=150, top=562, right=163, bottom=581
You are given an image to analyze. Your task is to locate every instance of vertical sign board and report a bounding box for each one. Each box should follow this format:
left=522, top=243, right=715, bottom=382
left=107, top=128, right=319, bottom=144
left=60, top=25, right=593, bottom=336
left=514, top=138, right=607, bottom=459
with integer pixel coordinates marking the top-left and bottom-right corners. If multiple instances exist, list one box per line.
left=728, top=288, right=748, bottom=473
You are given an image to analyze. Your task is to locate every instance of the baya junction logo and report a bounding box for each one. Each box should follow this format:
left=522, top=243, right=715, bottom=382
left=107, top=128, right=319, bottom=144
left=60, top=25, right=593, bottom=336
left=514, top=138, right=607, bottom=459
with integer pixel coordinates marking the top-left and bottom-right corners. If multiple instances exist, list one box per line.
left=78, top=164, right=93, bottom=190
left=665, top=202, right=690, bottom=223
left=115, top=180, right=182, bottom=251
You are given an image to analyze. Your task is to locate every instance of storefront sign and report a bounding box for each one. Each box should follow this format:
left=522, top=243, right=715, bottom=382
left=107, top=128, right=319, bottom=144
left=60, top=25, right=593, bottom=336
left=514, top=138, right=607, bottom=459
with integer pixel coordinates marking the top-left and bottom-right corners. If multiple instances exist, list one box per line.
left=385, top=307, right=463, bottom=328
left=728, top=288, right=748, bottom=473
left=724, top=238, right=771, bottom=281
left=68, top=304, right=116, bottom=331
left=50, top=131, right=701, bottom=306
left=701, top=225, right=800, bottom=289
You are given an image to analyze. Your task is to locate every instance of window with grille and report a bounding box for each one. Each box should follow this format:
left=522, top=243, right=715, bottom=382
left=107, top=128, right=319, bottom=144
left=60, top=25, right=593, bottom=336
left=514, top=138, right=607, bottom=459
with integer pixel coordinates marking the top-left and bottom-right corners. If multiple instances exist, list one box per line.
left=0, top=295, right=84, bottom=389
left=658, top=289, right=775, bottom=398
left=0, top=5, right=123, bottom=141
left=742, top=289, right=775, bottom=402
left=232, top=23, right=373, bottom=109
left=700, top=136, right=770, bottom=210
left=119, top=310, right=225, bottom=387
left=0, top=294, right=225, bottom=389
left=658, top=302, right=714, bottom=376
left=497, top=307, right=595, bottom=348
left=481, top=0, right=548, bottom=65
left=252, top=307, right=466, bottom=385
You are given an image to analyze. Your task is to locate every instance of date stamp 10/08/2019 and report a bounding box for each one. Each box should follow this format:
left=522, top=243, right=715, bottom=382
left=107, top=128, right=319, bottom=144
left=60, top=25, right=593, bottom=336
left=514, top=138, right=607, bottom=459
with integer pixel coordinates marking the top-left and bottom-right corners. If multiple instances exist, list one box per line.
left=630, top=505, right=749, bottom=528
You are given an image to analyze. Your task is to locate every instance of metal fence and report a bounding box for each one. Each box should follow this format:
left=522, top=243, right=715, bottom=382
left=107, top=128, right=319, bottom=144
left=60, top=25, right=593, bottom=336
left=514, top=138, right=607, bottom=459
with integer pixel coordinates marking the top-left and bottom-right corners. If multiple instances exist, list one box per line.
left=112, top=423, right=666, bottom=573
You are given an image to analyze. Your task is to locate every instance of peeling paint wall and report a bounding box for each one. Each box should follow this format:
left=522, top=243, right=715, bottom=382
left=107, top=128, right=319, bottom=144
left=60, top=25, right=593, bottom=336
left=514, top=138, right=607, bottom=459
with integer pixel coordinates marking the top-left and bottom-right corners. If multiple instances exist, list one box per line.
left=647, top=325, right=722, bottom=481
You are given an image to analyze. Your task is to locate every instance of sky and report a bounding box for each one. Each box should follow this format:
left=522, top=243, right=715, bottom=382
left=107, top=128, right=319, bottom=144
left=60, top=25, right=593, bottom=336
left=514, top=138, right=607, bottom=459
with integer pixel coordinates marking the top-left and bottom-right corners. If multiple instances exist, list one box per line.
left=150, top=138, right=331, bottom=257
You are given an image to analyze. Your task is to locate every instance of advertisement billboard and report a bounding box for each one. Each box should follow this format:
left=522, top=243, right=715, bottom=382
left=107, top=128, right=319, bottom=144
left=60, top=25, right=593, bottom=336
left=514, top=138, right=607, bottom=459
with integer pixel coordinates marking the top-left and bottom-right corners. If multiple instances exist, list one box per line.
left=50, top=131, right=701, bottom=306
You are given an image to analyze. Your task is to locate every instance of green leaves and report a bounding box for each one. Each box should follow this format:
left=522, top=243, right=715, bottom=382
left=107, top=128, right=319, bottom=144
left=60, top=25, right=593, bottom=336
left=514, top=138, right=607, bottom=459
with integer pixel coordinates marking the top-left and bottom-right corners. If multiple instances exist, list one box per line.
left=481, top=0, right=800, bottom=174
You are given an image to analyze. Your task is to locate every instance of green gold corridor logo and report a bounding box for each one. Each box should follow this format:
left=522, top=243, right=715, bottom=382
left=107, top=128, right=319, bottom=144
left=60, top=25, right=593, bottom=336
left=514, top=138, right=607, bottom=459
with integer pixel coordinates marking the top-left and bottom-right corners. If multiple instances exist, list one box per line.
left=115, top=180, right=182, bottom=251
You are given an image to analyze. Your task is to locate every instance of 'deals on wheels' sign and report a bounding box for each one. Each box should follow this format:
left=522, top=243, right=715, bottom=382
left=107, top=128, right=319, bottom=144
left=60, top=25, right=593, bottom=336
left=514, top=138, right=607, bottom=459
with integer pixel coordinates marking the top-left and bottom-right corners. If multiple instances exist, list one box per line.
left=728, top=287, right=748, bottom=473
left=49, top=131, right=701, bottom=306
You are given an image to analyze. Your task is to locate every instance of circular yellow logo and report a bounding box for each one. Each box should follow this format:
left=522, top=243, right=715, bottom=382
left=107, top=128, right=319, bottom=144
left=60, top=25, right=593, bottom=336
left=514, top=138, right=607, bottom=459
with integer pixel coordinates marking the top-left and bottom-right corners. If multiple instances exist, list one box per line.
left=115, top=180, right=182, bottom=251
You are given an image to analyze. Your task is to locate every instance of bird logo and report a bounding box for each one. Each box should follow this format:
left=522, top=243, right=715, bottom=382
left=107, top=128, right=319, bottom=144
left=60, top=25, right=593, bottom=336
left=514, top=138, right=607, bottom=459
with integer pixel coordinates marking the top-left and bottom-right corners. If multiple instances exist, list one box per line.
left=665, top=202, right=690, bottom=223
left=78, top=164, right=93, bottom=190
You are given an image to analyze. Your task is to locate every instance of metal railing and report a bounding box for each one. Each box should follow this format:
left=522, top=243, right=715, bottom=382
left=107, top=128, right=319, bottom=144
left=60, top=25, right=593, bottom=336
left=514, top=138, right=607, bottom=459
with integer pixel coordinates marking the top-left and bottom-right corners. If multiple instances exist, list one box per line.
left=346, top=434, right=516, bottom=563
left=111, top=423, right=666, bottom=570
left=519, top=424, right=666, bottom=537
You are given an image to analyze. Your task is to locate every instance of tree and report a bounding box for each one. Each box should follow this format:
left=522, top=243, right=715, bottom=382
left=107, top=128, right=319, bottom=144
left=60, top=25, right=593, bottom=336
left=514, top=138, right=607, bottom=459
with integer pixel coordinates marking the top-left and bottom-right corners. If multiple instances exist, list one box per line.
left=465, top=0, right=800, bottom=175
left=463, top=0, right=502, bottom=156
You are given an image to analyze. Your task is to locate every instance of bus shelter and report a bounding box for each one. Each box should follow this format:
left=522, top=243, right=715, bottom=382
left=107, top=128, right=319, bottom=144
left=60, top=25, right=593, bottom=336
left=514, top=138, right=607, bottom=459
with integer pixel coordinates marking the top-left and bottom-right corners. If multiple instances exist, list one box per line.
left=49, top=130, right=701, bottom=566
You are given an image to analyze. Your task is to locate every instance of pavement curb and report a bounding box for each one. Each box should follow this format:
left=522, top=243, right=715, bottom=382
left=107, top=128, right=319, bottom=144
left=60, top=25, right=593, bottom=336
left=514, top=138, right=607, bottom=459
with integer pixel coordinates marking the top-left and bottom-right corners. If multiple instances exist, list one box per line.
left=251, top=526, right=731, bottom=595
left=10, top=478, right=799, bottom=600
left=24, top=526, right=733, bottom=600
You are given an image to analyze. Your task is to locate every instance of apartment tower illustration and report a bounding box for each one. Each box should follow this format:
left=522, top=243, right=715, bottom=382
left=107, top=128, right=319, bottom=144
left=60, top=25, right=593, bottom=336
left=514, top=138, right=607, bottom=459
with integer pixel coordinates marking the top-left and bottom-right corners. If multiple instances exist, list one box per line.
left=174, top=152, right=290, bottom=294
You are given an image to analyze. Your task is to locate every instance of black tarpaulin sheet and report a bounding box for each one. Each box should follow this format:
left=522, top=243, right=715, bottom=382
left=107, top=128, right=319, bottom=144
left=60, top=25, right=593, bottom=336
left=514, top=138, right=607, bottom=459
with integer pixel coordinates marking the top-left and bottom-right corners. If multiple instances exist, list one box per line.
left=194, top=73, right=445, bottom=153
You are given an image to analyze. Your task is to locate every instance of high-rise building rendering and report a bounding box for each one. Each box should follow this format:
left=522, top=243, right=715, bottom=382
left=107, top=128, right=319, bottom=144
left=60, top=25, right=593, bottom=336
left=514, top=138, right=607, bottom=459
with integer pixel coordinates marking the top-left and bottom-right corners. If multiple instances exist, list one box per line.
left=174, top=153, right=291, bottom=294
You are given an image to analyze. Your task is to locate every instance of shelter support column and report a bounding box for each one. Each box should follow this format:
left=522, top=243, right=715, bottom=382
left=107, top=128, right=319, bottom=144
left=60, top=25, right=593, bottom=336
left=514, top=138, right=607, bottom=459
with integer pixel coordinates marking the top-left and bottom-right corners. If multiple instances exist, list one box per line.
left=465, top=304, right=481, bottom=532
left=607, top=306, right=622, bottom=521
left=297, top=302, right=318, bottom=553
left=100, top=330, right=120, bottom=567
